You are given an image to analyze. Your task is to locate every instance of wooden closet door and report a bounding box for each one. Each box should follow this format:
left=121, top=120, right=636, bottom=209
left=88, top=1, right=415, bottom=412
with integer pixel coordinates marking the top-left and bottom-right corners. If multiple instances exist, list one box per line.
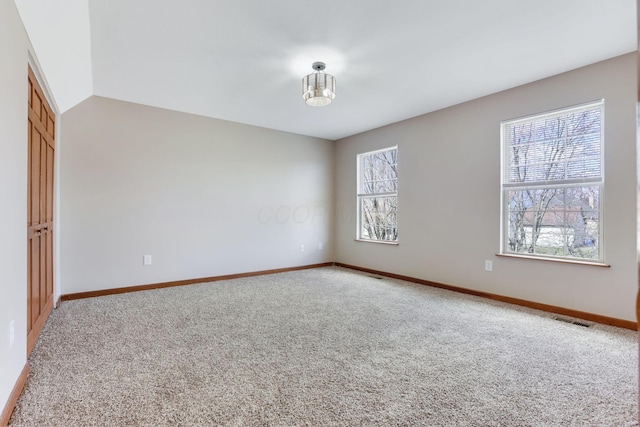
left=27, top=66, right=55, bottom=355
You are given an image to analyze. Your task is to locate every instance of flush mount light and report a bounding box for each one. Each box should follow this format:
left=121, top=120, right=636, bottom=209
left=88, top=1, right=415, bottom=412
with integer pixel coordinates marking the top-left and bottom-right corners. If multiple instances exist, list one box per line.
left=302, top=62, right=336, bottom=107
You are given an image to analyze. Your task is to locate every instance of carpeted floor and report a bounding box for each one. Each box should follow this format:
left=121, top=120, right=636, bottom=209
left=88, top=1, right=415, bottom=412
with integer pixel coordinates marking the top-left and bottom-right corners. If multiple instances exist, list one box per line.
left=9, top=266, right=638, bottom=426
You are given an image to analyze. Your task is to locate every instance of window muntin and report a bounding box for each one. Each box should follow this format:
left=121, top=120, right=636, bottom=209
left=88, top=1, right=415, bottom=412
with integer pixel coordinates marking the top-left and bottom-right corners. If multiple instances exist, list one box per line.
left=357, top=147, right=398, bottom=242
left=501, top=101, right=603, bottom=262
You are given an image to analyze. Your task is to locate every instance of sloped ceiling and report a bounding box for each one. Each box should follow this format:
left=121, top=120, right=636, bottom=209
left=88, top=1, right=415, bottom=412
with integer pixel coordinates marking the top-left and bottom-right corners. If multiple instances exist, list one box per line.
left=16, top=0, right=637, bottom=140
left=15, top=0, right=93, bottom=112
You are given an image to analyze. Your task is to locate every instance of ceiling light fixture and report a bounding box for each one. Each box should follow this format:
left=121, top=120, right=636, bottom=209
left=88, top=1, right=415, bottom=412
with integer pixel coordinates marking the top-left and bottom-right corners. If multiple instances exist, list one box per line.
left=302, top=62, right=335, bottom=107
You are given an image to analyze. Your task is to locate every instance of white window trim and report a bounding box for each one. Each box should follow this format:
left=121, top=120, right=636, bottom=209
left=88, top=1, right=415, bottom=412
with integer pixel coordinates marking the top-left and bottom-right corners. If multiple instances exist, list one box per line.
left=499, top=100, right=605, bottom=264
left=356, top=146, right=399, bottom=244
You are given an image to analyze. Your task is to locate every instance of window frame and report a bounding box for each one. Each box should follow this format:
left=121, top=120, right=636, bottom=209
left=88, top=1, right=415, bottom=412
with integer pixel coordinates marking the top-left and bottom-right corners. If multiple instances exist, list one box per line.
left=356, top=146, right=399, bottom=244
left=499, top=100, right=605, bottom=264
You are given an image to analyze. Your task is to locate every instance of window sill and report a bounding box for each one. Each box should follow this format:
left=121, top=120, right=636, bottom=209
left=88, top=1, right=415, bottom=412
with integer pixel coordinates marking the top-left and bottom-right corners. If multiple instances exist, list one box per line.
left=496, top=253, right=610, bottom=267
left=355, top=239, right=399, bottom=246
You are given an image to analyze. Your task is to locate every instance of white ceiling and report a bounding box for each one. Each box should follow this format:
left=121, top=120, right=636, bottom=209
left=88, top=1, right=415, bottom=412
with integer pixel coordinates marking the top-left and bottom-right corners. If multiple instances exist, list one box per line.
left=15, top=0, right=92, bottom=113
left=17, top=0, right=637, bottom=140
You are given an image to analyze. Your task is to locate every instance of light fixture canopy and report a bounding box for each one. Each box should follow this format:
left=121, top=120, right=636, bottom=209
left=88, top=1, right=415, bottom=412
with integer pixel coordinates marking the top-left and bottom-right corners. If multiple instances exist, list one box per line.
left=302, top=62, right=336, bottom=107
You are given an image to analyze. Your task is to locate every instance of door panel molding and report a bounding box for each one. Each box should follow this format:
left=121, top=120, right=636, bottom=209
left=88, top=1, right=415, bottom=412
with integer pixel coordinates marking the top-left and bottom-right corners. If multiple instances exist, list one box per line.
left=27, top=65, right=55, bottom=356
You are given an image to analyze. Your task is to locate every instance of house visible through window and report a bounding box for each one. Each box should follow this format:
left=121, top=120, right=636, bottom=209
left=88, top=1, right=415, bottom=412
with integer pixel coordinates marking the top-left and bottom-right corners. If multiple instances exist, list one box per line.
left=501, top=100, right=604, bottom=262
left=357, top=146, right=398, bottom=242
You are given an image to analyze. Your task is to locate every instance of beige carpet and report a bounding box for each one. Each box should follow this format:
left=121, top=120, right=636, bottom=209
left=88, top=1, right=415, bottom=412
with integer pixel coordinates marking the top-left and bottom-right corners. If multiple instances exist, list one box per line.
left=9, top=267, right=638, bottom=426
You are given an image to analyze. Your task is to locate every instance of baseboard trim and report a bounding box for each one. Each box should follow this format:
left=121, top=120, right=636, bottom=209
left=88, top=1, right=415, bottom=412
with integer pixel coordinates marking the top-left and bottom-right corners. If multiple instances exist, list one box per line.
left=59, top=261, right=636, bottom=330
left=60, top=262, right=334, bottom=301
left=335, top=262, right=637, bottom=331
left=0, top=363, right=29, bottom=427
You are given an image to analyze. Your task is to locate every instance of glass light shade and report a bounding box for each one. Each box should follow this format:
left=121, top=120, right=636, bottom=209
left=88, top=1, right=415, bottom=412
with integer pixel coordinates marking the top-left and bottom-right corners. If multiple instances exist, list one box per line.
left=302, top=71, right=336, bottom=106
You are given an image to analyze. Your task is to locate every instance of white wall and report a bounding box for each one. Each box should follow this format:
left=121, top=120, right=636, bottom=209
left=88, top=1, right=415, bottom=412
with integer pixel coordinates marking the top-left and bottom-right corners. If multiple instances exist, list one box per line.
left=0, top=0, right=29, bottom=414
left=60, top=96, right=334, bottom=294
left=336, top=53, right=637, bottom=322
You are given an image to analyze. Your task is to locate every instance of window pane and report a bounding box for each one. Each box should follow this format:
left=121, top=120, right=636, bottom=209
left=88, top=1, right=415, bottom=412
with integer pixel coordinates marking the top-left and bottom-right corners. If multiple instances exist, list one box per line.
left=360, top=196, right=397, bottom=241
left=505, top=105, right=602, bottom=185
left=535, top=162, right=566, bottom=182
left=508, top=143, right=534, bottom=183
left=507, top=209, right=532, bottom=253
left=505, top=185, right=600, bottom=260
left=360, top=149, right=398, bottom=194
left=510, top=122, right=535, bottom=146
left=566, top=158, right=600, bottom=179
left=567, top=109, right=601, bottom=136
left=535, top=116, right=564, bottom=144
left=565, top=186, right=600, bottom=259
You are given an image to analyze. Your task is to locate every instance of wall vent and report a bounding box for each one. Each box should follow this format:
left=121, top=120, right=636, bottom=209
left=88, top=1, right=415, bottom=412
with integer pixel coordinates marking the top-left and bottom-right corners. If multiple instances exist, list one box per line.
left=554, top=316, right=593, bottom=328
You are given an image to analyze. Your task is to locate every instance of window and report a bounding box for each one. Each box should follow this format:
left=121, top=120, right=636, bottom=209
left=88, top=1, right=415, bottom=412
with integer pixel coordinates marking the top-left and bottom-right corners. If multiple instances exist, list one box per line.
left=501, top=100, right=604, bottom=262
left=357, top=146, right=398, bottom=242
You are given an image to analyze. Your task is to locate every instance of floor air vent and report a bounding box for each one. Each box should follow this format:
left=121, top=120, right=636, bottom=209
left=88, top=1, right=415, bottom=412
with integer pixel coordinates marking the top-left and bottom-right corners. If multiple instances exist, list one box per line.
left=554, top=316, right=593, bottom=328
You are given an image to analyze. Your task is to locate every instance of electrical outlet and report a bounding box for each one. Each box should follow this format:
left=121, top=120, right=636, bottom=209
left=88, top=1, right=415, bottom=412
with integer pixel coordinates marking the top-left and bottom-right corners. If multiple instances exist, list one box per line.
left=143, top=255, right=152, bottom=266
left=318, top=242, right=323, bottom=251
left=9, top=320, right=15, bottom=348
left=484, top=260, right=493, bottom=272
left=300, top=244, right=305, bottom=252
